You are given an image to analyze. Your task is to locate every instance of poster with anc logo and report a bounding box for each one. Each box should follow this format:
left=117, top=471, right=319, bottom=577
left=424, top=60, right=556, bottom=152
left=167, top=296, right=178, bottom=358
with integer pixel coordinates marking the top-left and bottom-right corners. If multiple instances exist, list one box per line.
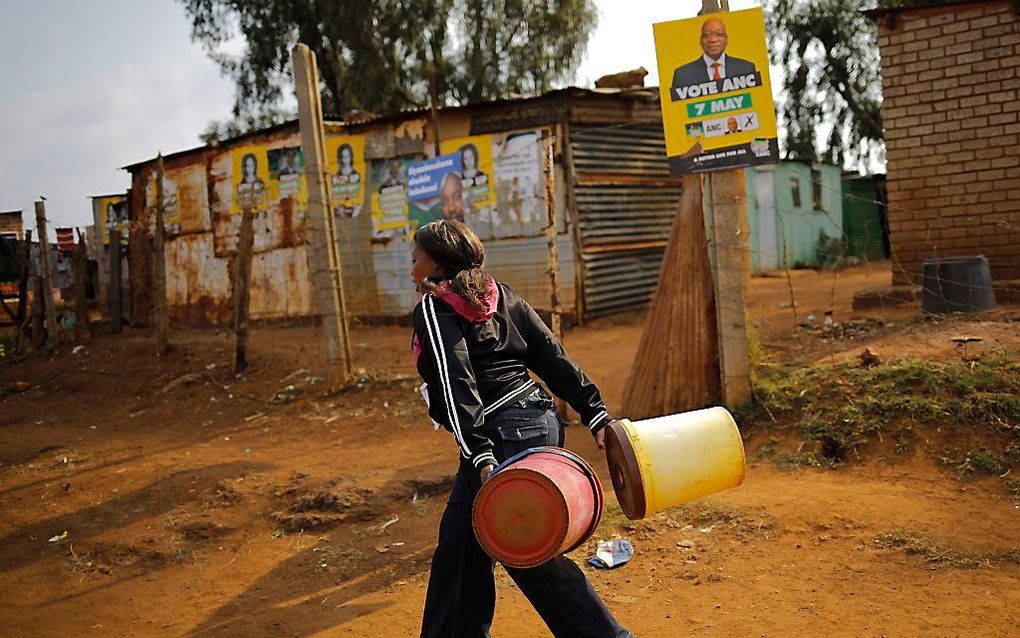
left=370, top=158, right=410, bottom=239
left=653, top=8, right=778, bottom=176
left=267, top=145, right=307, bottom=208
left=326, top=135, right=366, bottom=217
left=96, top=195, right=129, bottom=245
left=440, top=134, right=497, bottom=213
left=231, top=145, right=270, bottom=215
left=146, top=175, right=181, bottom=235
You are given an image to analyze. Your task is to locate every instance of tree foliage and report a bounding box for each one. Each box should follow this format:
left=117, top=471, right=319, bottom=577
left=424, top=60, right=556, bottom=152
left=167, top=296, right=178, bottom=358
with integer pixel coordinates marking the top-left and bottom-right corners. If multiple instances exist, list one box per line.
left=767, top=0, right=884, bottom=169
left=180, top=0, right=597, bottom=141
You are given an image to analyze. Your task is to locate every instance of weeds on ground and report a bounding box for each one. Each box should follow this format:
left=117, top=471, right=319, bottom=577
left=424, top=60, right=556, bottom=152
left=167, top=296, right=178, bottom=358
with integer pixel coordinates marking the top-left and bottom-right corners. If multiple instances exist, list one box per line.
left=871, top=530, right=1020, bottom=570
left=740, top=355, right=1020, bottom=469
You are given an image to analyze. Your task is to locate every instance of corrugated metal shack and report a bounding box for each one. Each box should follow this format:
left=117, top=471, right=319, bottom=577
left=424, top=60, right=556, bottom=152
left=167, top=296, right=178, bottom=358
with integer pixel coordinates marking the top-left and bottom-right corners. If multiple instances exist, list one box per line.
left=121, top=87, right=680, bottom=326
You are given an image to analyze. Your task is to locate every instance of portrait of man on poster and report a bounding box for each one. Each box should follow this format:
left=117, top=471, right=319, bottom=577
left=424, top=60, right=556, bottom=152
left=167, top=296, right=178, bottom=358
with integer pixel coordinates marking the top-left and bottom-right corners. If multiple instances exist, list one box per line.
left=670, top=17, right=757, bottom=95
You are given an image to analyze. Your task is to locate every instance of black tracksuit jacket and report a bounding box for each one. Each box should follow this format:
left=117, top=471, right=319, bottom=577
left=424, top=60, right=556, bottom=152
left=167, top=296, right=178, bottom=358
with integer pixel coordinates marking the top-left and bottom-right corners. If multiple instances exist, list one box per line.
left=412, top=282, right=611, bottom=471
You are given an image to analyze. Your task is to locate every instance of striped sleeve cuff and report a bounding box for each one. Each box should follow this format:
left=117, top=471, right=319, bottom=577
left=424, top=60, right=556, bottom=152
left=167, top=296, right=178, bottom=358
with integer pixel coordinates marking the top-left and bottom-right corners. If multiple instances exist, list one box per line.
left=587, top=410, right=610, bottom=433
left=471, top=452, right=497, bottom=469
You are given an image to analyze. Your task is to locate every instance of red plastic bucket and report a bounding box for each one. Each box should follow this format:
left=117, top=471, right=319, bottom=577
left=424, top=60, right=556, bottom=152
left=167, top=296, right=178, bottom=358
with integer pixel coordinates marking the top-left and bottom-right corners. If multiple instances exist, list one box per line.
left=472, top=447, right=603, bottom=568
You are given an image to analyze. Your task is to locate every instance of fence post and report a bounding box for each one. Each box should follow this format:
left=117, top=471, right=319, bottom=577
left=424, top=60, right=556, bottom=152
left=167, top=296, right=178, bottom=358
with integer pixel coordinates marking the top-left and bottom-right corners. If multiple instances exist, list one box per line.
left=73, top=229, right=90, bottom=343
left=34, top=200, right=58, bottom=347
left=232, top=208, right=256, bottom=375
left=292, top=43, right=353, bottom=383
left=109, top=228, right=123, bottom=334
left=154, top=154, right=170, bottom=353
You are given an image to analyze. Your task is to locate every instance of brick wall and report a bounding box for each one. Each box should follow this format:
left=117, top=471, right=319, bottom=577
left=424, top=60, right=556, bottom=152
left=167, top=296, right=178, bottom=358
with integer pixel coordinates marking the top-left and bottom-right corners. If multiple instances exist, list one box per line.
left=877, top=0, right=1020, bottom=284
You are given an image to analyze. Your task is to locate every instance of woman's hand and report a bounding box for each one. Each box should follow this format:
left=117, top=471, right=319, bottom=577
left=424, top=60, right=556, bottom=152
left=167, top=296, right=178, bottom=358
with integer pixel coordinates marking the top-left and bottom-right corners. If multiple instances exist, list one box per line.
left=480, top=464, right=496, bottom=483
left=595, top=427, right=607, bottom=450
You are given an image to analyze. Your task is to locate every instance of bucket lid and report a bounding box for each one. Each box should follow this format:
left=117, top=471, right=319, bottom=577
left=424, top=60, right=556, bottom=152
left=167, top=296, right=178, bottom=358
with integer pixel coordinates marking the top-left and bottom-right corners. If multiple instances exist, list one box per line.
left=605, top=420, right=646, bottom=520
left=472, top=468, right=568, bottom=568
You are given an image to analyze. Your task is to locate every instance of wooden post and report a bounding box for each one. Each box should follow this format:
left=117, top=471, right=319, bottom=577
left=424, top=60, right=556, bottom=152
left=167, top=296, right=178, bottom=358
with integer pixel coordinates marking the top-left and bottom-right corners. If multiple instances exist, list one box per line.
left=705, top=172, right=752, bottom=408
left=292, top=43, right=353, bottom=383
left=232, top=208, right=256, bottom=375
left=109, top=228, right=123, bottom=334
left=428, top=69, right=443, bottom=157
left=542, top=132, right=569, bottom=419
left=15, top=230, right=31, bottom=354
left=34, top=200, right=58, bottom=347
left=154, top=154, right=170, bottom=353
left=542, top=133, right=563, bottom=340
left=73, top=229, right=90, bottom=343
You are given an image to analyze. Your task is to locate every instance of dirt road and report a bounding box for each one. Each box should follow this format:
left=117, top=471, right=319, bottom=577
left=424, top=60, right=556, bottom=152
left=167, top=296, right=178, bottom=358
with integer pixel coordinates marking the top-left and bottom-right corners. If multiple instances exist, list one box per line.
left=2, top=264, right=1018, bottom=636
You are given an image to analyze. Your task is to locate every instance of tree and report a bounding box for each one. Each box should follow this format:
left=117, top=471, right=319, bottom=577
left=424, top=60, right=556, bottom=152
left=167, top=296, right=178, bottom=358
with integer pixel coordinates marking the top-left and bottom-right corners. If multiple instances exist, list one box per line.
left=179, top=0, right=598, bottom=139
left=767, top=0, right=884, bottom=170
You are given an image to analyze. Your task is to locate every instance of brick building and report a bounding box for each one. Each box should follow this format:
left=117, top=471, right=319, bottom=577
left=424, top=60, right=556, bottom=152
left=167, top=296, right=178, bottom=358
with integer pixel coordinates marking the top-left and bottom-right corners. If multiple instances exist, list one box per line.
left=869, top=0, right=1020, bottom=286
left=0, top=211, right=23, bottom=239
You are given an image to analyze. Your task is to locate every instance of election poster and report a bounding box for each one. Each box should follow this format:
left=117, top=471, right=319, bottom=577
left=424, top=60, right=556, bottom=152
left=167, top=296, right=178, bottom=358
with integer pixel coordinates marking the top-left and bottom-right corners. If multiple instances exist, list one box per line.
left=370, top=158, right=410, bottom=239
left=440, top=134, right=497, bottom=211
left=326, top=135, right=366, bottom=217
left=490, top=130, right=544, bottom=239
left=267, top=145, right=307, bottom=207
left=97, top=195, right=129, bottom=246
left=146, top=175, right=181, bottom=235
left=406, top=153, right=462, bottom=232
left=653, top=7, right=779, bottom=175
left=231, top=145, right=270, bottom=215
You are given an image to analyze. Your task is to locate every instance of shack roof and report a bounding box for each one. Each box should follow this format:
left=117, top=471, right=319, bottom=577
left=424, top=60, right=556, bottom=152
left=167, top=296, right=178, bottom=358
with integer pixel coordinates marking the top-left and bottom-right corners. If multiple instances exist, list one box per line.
left=864, top=0, right=1008, bottom=18
left=120, top=85, right=660, bottom=173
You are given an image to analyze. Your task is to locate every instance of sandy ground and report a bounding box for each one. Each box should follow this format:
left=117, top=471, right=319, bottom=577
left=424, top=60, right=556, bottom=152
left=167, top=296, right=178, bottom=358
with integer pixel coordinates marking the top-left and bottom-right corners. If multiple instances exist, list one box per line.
left=1, top=262, right=1018, bottom=637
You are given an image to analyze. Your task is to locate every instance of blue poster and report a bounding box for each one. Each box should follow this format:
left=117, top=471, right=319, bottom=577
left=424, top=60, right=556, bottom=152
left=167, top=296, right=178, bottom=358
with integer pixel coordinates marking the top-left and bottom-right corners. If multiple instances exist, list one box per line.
left=407, top=153, right=465, bottom=227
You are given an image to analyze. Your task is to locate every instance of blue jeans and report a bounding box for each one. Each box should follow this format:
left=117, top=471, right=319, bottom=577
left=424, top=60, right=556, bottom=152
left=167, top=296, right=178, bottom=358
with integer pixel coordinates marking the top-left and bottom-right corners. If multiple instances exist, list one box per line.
left=420, top=390, right=633, bottom=638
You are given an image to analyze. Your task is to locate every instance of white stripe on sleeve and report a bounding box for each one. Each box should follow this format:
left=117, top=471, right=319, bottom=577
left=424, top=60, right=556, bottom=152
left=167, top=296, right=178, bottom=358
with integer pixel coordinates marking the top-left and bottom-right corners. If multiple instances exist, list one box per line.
left=423, top=296, right=472, bottom=456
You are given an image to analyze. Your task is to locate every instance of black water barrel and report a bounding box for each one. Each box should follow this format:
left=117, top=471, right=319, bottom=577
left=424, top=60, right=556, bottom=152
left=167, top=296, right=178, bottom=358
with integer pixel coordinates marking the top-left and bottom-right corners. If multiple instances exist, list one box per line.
left=921, top=256, right=996, bottom=314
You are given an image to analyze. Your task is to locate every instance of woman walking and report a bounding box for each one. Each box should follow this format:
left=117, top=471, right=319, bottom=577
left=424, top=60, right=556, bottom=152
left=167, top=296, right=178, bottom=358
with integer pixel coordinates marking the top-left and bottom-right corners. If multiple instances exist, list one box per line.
left=411, top=220, right=633, bottom=638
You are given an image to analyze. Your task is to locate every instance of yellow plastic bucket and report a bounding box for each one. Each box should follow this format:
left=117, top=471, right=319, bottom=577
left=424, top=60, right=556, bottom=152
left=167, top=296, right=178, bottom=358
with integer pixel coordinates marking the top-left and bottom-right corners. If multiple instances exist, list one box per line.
left=605, top=407, right=746, bottom=520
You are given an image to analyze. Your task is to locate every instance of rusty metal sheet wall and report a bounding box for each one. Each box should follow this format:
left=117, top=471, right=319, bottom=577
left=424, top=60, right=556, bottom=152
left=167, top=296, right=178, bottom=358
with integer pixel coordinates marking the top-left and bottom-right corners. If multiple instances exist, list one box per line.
left=371, top=234, right=576, bottom=318
left=570, top=125, right=680, bottom=318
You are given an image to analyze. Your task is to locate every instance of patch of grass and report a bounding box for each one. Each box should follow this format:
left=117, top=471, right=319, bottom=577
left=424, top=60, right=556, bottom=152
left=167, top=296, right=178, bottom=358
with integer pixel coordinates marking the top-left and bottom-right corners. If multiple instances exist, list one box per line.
left=958, top=449, right=1009, bottom=477
left=872, top=530, right=1020, bottom=570
left=742, top=354, right=1020, bottom=467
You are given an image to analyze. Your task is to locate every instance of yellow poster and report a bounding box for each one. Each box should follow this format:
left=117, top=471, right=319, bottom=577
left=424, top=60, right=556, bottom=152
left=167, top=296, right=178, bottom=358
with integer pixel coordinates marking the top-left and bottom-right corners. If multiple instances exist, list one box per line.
left=96, top=195, right=129, bottom=245
left=231, top=145, right=270, bottom=215
left=370, top=158, right=410, bottom=239
left=654, top=8, right=779, bottom=176
left=440, top=134, right=497, bottom=211
left=146, top=175, right=181, bottom=234
left=326, top=135, right=366, bottom=216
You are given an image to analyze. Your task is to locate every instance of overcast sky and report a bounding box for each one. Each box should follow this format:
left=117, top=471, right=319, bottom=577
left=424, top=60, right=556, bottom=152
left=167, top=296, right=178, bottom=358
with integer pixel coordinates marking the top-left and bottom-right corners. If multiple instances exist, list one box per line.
left=0, top=0, right=761, bottom=238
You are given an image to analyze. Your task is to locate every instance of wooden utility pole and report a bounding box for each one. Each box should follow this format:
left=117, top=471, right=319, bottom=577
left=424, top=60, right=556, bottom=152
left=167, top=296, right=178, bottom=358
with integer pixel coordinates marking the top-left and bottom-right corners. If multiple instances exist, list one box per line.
left=73, top=229, right=90, bottom=343
left=232, top=209, right=256, bottom=375
left=154, top=154, right=170, bottom=353
left=292, top=43, right=353, bottom=383
left=34, top=200, right=58, bottom=347
left=699, top=0, right=751, bottom=408
left=109, top=228, right=123, bottom=334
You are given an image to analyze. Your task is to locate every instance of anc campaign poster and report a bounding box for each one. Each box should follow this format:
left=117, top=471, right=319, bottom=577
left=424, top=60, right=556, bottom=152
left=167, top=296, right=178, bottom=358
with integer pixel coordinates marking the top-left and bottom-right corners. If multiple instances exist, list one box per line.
left=146, top=175, right=181, bottom=235
left=97, top=195, right=129, bottom=246
left=231, top=145, right=270, bottom=215
left=370, top=158, right=410, bottom=239
left=653, top=7, right=778, bottom=176
left=326, top=135, right=366, bottom=217
left=267, top=146, right=307, bottom=208
left=440, top=134, right=497, bottom=213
